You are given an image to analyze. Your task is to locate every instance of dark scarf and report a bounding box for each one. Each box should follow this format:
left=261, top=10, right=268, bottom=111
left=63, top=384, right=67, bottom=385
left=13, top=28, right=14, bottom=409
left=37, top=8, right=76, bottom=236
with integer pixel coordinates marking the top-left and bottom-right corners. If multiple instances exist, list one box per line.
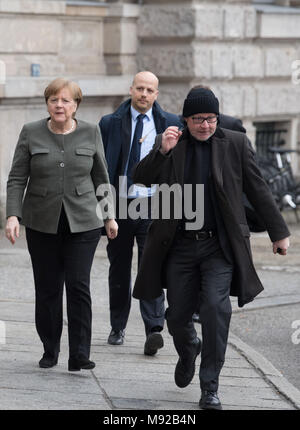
left=182, top=131, right=217, bottom=231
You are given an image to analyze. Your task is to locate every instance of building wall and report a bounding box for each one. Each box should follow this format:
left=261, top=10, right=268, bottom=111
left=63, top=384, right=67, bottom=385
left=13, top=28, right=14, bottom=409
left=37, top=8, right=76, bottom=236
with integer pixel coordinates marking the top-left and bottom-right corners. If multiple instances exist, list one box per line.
left=0, top=0, right=139, bottom=224
left=1, top=0, right=300, bottom=225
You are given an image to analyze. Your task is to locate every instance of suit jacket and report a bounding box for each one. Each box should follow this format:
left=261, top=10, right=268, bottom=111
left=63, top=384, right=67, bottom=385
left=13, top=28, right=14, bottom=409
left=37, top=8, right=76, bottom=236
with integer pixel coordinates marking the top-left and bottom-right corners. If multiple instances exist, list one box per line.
left=219, top=113, right=246, bottom=133
left=132, top=127, right=290, bottom=307
left=219, top=114, right=266, bottom=232
left=6, top=118, right=113, bottom=234
left=99, top=99, right=182, bottom=188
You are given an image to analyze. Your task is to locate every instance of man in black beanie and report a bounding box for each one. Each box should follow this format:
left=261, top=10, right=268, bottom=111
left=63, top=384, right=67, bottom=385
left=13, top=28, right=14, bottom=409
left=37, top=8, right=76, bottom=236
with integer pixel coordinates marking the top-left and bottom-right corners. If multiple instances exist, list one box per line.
left=132, top=87, right=290, bottom=409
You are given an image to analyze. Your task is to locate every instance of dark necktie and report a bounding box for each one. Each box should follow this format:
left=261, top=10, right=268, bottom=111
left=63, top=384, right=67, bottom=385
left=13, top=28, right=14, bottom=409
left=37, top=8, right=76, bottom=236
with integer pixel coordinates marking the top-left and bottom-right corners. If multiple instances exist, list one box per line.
left=127, top=113, right=145, bottom=189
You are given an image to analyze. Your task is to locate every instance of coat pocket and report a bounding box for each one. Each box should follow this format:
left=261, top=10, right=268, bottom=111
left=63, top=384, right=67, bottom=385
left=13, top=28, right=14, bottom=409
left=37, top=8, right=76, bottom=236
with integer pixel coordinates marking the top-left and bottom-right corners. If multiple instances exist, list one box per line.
left=31, top=148, right=50, bottom=156
left=75, top=148, right=94, bottom=156
left=76, top=181, right=94, bottom=196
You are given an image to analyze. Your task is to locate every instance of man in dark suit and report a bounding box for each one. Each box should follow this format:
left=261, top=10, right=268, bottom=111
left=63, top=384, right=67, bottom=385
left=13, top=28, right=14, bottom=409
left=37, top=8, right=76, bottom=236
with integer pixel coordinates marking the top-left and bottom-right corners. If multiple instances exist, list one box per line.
left=218, top=113, right=246, bottom=133
left=99, top=71, right=182, bottom=355
left=132, top=87, right=290, bottom=409
left=189, top=87, right=247, bottom=325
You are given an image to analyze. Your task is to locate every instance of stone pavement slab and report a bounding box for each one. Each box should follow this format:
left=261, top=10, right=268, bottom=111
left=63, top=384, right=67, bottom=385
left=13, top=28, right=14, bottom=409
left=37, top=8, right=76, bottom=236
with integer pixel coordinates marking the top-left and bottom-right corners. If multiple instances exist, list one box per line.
left=0, top=229, right=299, bottom=411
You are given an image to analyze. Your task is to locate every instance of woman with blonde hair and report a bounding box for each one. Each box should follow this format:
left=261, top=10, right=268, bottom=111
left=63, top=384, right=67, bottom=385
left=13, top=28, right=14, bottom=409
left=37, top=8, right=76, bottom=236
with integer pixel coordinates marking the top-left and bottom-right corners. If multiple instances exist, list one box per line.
left=6, top=78, right=118, bottom=371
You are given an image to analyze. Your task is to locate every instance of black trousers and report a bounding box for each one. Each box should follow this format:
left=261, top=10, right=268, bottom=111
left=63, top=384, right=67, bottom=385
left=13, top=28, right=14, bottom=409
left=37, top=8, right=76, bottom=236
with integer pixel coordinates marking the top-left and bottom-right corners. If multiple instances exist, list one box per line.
left=107, top=199, right=165, bottom=335
left=26, top=211, right=101, bottom=360
left=165, top=233, right=233, bottom=392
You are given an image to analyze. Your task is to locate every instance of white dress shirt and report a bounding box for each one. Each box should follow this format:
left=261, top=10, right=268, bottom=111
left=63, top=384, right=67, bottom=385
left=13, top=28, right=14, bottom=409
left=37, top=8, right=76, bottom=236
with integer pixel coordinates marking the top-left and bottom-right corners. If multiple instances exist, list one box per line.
left=120, top=106, right=157, bottom=199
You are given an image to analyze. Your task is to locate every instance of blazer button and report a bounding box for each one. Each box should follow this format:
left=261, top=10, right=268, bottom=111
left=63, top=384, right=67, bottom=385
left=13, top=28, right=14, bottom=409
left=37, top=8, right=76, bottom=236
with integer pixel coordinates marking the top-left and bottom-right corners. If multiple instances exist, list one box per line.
left=60, top=162, right=65, bottom=168
left=162, top=240, right=169, bottom=246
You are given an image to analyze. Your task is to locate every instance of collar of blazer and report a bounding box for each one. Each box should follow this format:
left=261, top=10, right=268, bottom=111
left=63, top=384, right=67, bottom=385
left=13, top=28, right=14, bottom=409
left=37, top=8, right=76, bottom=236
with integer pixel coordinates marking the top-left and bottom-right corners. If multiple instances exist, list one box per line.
left=119, top=99, right=168, bottom=171
left=171, top=126, right=229, bottom=190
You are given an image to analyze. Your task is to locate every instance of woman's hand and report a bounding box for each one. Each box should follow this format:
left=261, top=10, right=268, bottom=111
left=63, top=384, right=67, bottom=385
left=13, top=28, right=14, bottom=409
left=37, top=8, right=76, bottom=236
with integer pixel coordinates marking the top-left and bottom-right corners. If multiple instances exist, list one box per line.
left=5, top=216, right=20, bottom=245
left=105, top=219, right=118, bottom=240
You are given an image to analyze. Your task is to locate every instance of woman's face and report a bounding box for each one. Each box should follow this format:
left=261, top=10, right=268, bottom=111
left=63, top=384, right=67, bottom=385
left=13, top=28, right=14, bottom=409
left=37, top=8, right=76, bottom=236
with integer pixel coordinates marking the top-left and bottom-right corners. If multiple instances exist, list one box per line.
left=47, top=87, right=77, bottom=124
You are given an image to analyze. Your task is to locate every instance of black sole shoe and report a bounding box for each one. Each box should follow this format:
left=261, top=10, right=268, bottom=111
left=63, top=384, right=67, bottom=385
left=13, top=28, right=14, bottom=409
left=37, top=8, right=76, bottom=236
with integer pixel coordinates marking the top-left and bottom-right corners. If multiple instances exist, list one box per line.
left=175, top=338, right=201, bottom=388
left=144, top=332, right=164, bottom=356
left=39, top=355, right=58, bottom=369
left=68, top=359, right=96, bottom=372
left=108, top=329, right=125, bottom=345
left=199, top=391, right=222, bottom=410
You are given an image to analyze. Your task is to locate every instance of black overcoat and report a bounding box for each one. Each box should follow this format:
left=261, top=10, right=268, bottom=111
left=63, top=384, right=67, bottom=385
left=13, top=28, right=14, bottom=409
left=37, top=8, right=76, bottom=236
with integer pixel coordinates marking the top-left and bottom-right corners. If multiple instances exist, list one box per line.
left=132, top=127, right=290, bottom=307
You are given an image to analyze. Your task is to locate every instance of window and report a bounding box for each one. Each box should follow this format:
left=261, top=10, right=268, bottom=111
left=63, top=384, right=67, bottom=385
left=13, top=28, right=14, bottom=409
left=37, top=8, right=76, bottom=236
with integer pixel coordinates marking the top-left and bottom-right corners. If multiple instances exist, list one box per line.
left=254, top=121, right=288, bottom=159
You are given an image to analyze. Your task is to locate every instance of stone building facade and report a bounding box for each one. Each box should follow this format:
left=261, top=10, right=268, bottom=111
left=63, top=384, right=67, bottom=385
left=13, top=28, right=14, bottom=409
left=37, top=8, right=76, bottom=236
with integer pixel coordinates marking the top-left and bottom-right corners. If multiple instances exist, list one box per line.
left=1, top=0, right=300, bottom=225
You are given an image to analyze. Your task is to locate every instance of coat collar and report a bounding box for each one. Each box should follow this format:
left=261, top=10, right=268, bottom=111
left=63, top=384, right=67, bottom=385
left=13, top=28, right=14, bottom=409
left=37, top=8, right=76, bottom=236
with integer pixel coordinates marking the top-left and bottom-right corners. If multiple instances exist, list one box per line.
left=211, top=127, right=229, bottom=189
left=171, top=127, right=229, bottom=189
left=171, top=129, right=188, bottom=186
left=120, top=108, right=132, bottom=173
left=119, top=99, right=168, bottom=172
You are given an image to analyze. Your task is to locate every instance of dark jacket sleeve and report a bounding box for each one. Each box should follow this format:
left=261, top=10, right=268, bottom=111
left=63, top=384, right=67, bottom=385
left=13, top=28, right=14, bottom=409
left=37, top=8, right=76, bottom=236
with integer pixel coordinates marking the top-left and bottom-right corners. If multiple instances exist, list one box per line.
left=241, top=138, right=290, bottom=242
left=99, top=115, right=110, bottom=153
left=165, top=113, right=183, bottom=129
left=6, top=126, right=30, bottom=219
left=133, top=134, right=170, bottom=187
left=219, top=114, right=246, bottom=133
left=92, top=125, right=115, bottom=220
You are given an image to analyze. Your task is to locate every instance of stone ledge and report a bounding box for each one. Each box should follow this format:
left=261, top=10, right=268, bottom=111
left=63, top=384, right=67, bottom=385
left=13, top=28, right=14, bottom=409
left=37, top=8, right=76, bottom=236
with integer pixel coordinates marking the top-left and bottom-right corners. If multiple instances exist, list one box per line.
left=0, top=1, right=139, bottom=19
left=254, top=4, right=300, bottom=14
left=0, top=76, right=133, bottom=99
left=105, top=3, right=140, bottom=19
left=0, top=0, right=65, bottom=15
left=66, top=5, right=107, bottom=18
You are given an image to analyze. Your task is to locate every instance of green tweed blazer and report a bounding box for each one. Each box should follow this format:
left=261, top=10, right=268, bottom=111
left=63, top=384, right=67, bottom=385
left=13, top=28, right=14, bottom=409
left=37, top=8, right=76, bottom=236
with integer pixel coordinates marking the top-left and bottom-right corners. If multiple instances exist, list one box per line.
left=6, top=118, right=114, bottom=234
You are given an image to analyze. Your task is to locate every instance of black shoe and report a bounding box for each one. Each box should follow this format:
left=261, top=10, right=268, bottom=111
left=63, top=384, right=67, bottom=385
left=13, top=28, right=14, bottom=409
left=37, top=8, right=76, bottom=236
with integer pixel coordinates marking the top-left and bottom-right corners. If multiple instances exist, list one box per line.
left=68, top=358, right=96, bottom=372
left=174, top=338, right=201, bottom=388
left=192, top=312, right=201, bottom=324
left=108, top=329, right=125, bottom=345
left=199, top=390, right=222, bottom=410
left=39, top=353, right=58, bottom=369
left=144, top=332, right=164, bottom=356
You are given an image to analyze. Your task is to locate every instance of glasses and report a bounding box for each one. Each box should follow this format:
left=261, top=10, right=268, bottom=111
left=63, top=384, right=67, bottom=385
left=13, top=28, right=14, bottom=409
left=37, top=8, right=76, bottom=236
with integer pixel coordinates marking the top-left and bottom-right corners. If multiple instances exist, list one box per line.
left=190, top=115, right=218, bottom=124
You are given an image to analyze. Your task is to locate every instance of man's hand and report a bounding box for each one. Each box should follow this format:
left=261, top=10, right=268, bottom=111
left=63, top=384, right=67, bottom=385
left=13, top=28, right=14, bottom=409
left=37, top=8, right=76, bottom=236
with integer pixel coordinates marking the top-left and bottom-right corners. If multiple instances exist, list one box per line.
left=272, top=237, right=290, bottom=255
left=5, top=216, right=20, bottom=245
left=105, top=219, right=118, bottom=240
left=160, top=126, right=183, bottom=155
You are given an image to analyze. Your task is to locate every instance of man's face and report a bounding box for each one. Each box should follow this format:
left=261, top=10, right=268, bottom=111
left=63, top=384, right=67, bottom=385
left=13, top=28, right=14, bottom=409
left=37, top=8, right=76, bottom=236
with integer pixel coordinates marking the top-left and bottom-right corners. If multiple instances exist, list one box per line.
left=130, top=73, right=159, bottom=113
left=185, top=113, right=218, bottom=141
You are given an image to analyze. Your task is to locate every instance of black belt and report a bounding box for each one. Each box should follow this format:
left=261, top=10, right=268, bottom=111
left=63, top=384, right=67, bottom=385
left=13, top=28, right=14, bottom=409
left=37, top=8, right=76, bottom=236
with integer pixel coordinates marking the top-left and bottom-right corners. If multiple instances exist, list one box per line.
left=181, top=230, right=215, bottom=240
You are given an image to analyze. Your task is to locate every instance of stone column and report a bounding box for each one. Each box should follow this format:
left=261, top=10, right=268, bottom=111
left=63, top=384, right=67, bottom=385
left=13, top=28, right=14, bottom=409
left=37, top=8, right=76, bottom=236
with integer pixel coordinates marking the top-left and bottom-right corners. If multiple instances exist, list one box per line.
left=103, top=2, right=140, bottom=75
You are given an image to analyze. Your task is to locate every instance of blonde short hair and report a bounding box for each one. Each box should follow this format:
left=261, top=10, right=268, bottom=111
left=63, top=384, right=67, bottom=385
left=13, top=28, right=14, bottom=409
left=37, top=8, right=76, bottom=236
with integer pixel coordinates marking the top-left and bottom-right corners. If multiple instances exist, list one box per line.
left=44, top=78, right=83, bottom=109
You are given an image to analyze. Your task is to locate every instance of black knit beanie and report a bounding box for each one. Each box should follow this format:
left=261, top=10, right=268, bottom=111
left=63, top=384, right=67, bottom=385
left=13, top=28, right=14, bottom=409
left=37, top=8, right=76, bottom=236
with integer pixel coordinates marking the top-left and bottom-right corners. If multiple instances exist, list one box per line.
left=182, top=88, right=219, bottom=117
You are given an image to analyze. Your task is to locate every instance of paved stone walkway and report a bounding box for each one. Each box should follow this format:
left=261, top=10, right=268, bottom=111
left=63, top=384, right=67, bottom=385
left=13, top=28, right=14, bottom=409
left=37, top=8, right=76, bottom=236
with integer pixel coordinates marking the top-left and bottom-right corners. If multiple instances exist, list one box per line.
left=0, top=229, right=299, bottom=411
